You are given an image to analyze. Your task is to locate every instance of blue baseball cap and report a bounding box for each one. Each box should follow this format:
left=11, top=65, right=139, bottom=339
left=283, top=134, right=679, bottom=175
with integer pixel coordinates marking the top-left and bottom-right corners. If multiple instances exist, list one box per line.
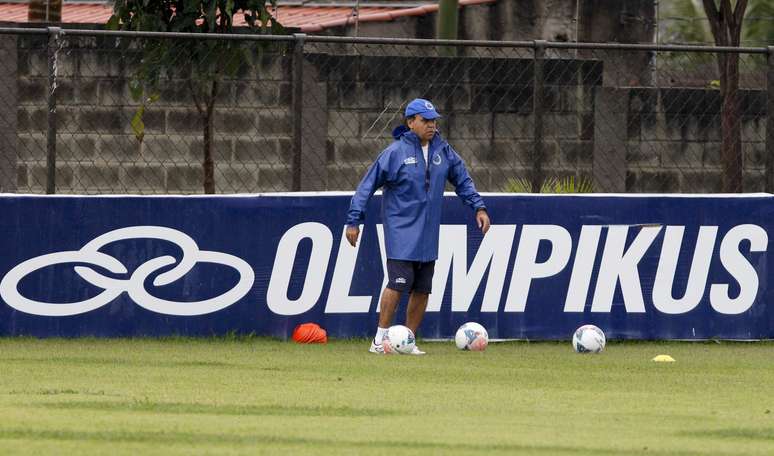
left=405, top=98, right=441, bottom=120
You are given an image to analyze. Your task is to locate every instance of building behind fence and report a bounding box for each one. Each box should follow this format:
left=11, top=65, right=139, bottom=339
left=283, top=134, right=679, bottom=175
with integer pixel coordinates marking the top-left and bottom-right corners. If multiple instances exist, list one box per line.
left=0, top=28, right=771, bottom=195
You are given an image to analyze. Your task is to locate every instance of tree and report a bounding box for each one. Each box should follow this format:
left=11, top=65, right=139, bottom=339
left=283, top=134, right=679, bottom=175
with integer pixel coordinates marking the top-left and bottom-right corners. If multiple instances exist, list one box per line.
left=702, top=0, right=748, bottom=192
left=108, top=0, right=285, bottom=193
left=660, top=0, right=774, bottom=45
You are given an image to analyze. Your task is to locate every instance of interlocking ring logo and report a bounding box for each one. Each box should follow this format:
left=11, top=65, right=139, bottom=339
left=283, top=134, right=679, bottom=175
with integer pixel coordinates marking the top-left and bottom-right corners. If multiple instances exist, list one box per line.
left=0, top=226, right=255, bottom=317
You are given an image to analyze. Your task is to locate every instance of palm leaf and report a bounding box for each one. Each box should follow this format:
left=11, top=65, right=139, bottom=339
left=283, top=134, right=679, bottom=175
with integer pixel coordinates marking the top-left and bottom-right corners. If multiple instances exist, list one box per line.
left=503, top=176, right=594, bottom=193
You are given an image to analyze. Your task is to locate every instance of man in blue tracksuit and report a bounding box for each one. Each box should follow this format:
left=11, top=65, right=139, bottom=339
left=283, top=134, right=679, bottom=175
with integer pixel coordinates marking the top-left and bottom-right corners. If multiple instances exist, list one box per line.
left=345, top=98, right=490, bottom=355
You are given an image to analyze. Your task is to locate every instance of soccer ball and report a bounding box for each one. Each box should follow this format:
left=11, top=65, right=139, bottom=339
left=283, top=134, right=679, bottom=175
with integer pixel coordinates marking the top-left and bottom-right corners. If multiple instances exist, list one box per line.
left=572, top=324, right=606, bottom=353
left=455, top=322, right=489, bottom=351
left=382, top=325, right=415, bottom=354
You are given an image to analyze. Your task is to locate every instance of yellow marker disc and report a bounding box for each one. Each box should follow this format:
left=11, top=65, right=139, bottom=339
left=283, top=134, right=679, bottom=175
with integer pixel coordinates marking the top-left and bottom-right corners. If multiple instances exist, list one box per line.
left=651, top=354, right=675, bottom=363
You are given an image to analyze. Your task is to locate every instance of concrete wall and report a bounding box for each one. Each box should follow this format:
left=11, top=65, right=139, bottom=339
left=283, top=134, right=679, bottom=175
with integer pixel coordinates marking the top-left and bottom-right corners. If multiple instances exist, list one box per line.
left=14, top=35, right=294, bottom=193
left=625, top=88, right=767, bottom=192
left=307, top=53, right=601, bottom=191
left=6, top=35, right=769, bottom=194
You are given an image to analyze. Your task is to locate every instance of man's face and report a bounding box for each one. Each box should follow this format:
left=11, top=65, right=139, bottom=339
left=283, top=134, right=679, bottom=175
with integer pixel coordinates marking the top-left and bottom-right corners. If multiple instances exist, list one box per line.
left=407, top=114, right=437, bottom=143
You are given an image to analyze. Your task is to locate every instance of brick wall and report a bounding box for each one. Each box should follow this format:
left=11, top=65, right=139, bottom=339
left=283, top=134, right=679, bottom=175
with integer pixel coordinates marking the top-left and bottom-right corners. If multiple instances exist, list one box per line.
left=625, top=88, right=766, bottom=192
left=14, top=35, right=295, bottom=193
left=309, top=53, right=601, bottom=192
left=6, top=35, right=769, bottom=194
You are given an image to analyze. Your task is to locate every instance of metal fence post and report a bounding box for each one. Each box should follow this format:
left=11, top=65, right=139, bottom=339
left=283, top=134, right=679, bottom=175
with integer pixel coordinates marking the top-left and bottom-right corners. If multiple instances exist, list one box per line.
left=291, top=33, right=305, bottom=192
left=767, top=46, right=774, bottom=193
left=46, top=26, right=61, bottom=194
left=0, top=33, right=18, bottom=193
left=531, top=40, right=546, bottom=193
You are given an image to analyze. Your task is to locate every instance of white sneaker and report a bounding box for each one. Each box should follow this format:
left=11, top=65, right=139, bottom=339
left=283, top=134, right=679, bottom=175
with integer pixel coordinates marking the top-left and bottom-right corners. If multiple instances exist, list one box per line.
left=369, top=338, right=385, bottom=354
left=409, top=345, right=426, bottom=355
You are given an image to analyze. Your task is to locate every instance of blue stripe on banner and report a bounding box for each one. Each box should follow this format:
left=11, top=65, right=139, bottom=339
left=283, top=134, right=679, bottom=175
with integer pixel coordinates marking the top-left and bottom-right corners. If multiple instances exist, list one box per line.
left=0, top=193, right=772, bottom=339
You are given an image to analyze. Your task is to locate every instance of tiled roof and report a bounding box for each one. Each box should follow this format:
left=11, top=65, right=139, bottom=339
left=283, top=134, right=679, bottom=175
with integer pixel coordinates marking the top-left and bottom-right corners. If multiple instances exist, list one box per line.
left=0, top=0, right=495, bottom=33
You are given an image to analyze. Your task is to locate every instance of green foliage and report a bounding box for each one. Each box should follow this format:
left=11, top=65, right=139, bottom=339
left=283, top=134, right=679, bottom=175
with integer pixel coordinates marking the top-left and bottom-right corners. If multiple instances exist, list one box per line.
left=745, top=0, right=774, bottom=45
left=660, top=0, right=774, bottom=46
left=108, top=0, right=285, bottom=34
left=656, top=1, right=715, bottom=79
left=503, top=176, right=594, bottom=193
left=107, top=0, right=286, bottom=141
left=655, top=0, right=774, bottom=85
left=659, top=0, right=711, bottom=44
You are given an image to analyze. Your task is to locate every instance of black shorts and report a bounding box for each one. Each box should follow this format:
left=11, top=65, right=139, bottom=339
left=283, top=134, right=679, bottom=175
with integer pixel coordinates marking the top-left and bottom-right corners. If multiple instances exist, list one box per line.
left=385, top=259, right=435, bottom=294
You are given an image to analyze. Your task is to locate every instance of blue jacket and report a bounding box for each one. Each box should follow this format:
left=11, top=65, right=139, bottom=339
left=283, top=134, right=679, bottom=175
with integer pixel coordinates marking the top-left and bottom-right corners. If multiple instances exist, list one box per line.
left=345, top=126, right=486, bottom=262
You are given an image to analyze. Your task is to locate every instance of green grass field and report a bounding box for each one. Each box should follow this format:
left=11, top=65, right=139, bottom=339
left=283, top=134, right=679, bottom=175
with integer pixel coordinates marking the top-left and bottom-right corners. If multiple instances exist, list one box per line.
left=0, top=338, right=773, bottom=455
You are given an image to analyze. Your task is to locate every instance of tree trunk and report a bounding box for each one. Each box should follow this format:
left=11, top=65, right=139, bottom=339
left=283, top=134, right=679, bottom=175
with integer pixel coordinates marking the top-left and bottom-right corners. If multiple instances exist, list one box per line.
left=437, top=0, right=459, bottom=56
left=703, top=0, right=747, bottom=193
left=28, top=0, right=62, bottom=22
left=437, top=0, right=459, bottom=39
left=719, top=52, right=743, bottom=192
left=202, top=106, right=215, bottom=194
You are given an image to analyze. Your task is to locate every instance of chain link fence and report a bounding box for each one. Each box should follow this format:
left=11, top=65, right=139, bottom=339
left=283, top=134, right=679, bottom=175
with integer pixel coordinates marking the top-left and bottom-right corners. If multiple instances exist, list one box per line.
left=0, top=27, right=771, bottom=195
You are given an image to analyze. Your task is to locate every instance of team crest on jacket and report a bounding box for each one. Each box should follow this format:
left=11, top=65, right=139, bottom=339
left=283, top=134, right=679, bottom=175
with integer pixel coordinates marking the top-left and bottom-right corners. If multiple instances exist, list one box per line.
left=432, top=155, right=442, bottom=165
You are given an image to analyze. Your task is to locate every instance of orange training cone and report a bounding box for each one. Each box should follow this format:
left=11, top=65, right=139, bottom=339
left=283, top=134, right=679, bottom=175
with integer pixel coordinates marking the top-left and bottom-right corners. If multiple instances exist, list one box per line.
left=292, top=323, right=328, bottom=344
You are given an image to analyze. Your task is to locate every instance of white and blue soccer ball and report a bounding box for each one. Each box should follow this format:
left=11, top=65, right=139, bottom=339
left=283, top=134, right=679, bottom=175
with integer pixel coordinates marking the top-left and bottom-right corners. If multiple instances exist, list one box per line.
left=572, top=324, right=606, bottom=353
left=455, top=322, right=489, bottom=351
left=383, top=325, right=416, bottom=354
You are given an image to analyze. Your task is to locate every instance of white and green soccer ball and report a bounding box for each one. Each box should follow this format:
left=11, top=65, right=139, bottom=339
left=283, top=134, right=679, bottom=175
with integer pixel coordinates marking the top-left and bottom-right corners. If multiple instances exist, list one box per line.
left=455, top=322, right=489, bottom=351
left=383, top=325, right=415, bottom=354
left=572, top=324, right=606, bottom=353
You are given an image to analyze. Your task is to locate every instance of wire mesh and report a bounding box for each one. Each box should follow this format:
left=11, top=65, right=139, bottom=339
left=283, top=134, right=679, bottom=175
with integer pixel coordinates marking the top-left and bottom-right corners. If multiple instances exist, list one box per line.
left=0, top=30, right=770, bottom=194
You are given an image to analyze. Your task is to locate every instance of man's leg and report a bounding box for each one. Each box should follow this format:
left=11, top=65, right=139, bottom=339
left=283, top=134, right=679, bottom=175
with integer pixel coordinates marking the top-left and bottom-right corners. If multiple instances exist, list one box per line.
left=378, top=287, right=402, bottom=328
left=370, top=287, right=402, bottom=353
left=404, top=261, right=434, bottom=355
left=404, top=291, right=429, bottom=355
left=406, top=261, right=434, bottom=335
left=405, top=291, right=429, bottom=335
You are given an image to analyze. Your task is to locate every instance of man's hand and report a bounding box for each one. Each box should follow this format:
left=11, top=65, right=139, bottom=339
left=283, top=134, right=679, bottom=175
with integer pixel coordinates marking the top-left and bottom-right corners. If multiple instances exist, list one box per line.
left=476, top=209, right=490, bottom=235
left=346, top=225, right=360, bottom=247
